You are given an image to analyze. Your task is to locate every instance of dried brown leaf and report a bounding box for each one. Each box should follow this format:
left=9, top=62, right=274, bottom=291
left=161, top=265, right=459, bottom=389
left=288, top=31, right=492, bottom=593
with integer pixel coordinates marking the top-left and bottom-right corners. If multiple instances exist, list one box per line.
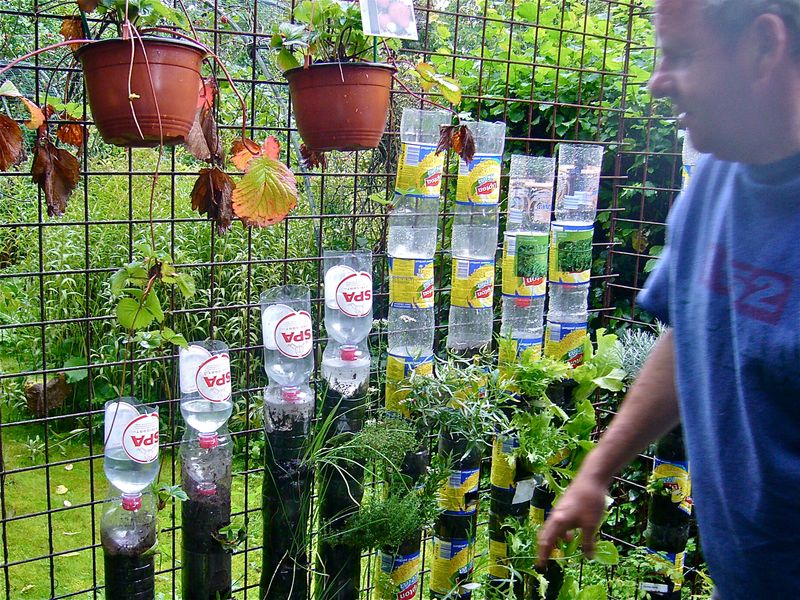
left=0, top=114, right=24, bottom=171
left=230, top=138, right=261, bottom=171
left=455, top=124, right=476, bottom=163
left=60, top=17, right=85, bottom=51
left=436, top=124, right=454, bottom=156
left=56, top=121, right=86, bottom=148
left=77, top=0, right=100, bottom=11
left=31, top=130, right=80, bottom=217
left=191, top=167, right=234, bottom=234
left=299, top=143, right=327, bottom=170
left=185, top=104, right=222, bottom=163
left=20, top=99, right=45, bottom=130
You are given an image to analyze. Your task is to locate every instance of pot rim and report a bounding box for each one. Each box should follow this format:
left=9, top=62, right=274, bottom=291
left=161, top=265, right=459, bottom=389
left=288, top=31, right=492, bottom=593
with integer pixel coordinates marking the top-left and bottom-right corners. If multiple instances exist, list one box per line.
left=75, top=35, right=208, bottom=60
left=283, top=61, right=397, bottom=78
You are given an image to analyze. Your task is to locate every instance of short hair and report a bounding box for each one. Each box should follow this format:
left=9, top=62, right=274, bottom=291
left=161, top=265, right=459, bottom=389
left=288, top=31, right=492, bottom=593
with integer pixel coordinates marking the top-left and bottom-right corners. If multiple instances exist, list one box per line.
left=703, top=0, right=800, bottom=55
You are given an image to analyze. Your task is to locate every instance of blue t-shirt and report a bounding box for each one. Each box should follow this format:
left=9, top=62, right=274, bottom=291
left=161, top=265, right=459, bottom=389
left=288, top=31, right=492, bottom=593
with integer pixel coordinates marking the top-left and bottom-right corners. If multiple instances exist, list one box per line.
left=639, top=152, right=800, bottom=599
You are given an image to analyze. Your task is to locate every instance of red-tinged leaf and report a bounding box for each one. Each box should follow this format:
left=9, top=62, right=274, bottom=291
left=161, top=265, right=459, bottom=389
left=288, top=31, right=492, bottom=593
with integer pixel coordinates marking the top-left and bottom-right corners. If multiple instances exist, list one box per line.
left=232, top=156, right=298, bottom=227
left=185, top=104, right=222, bottom=163
left=191, top=167, right=234, bottom=234
left=60, top=17, right=85, bottom=51
left=0, top=114, right=24, bottom=171
left=31, top=130, right=80, bottom=217
left=262, top=136, right=281, bottom=160
left=77, top=0, right=99, bottom=11
left=20, top=98, right=45, bottom=130
left=454, top=124, right=476, bottom=163
left=436, top=124, right=454, bottom=156
left=299, top=143, right=327, bottom=170
left=196, top=76, right=217, bottom=111
left=230, top=138, right=261, bottom=171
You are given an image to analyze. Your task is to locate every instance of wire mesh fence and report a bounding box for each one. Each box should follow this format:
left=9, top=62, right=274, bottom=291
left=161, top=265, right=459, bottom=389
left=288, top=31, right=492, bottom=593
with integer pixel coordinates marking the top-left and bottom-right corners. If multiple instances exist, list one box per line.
left=0, top=0, right=692, bottom=598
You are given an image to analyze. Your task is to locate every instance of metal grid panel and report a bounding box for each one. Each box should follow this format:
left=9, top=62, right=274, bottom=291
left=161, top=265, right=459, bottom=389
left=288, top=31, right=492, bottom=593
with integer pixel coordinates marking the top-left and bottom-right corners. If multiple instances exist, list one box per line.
left=0, top=0, right=681, bottom=598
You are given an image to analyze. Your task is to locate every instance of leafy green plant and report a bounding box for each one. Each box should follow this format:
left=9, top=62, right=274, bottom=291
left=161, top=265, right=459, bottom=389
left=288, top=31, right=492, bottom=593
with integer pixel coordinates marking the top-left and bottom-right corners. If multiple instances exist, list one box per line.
left=86, top=0, right=188, bottom=33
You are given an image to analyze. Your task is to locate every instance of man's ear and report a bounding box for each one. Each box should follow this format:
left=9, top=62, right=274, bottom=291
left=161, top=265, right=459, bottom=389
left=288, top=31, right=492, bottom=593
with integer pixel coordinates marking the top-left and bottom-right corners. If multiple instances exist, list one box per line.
left=743, top=13, right=790, bottom=82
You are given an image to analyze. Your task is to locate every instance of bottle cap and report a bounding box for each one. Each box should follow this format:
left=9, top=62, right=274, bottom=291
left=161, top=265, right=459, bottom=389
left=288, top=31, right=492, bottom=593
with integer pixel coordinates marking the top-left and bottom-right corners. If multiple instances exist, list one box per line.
left=197, top=482, right=217, bottom=497
left=340, top=345, right=358, bottom=361
left=281, top=386, right=300, bottom=402
left=514, top=297, right=531, bottom=308
left=121, top=493, right=142, bottom=511
left=199, top=433, right=219, bottom=449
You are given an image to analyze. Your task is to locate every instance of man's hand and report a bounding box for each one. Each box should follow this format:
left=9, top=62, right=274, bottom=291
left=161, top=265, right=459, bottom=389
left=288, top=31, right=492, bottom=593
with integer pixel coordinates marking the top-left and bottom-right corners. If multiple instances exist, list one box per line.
left=536, top=472, right=608, bottom=567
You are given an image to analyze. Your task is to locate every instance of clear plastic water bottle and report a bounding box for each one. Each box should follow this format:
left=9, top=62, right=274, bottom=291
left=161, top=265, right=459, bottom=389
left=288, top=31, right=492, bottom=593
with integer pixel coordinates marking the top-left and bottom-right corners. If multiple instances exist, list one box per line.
left=548, top=222, right=594, bottom=284
left=388, top=109, right=451, bottom=259
left=321, top=342, right=371, bottom=400
left=261, top=285, right=314, bottom=387
left=500, top=232, right=548, bottom=339
left=101, top=486, right=157, bottom=600
left=682, top=130, right=700, bottom=186
left=507, top=155, right=555, bottom=234
left=387, top=256, right=435, bottom=355
left=554, top=143, right=604, bottom=224
left=451, top=120, right=506, bottom=260
left=324, top=250, right=373, bottom=347
left=545, top=282, right=589, bottom=367
left=500, top=296, right=545, bottom=339
left=179, top=340, right=233, bottom=436
left=104, top=398, right=160, bottom=499
left=447, top=257, right=495, bottom=352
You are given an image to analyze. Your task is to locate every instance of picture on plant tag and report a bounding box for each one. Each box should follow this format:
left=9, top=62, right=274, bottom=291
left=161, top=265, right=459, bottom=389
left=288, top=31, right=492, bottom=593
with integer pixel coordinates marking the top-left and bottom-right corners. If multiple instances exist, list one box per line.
left=360, top=0, right=419, bottom=40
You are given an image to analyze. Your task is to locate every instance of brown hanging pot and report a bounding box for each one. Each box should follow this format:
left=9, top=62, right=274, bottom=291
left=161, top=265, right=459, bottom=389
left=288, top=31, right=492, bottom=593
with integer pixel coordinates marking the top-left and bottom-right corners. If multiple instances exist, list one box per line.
left=76, top=37, right=207, bottom=148
left=284, top=62, right=395, bottom=152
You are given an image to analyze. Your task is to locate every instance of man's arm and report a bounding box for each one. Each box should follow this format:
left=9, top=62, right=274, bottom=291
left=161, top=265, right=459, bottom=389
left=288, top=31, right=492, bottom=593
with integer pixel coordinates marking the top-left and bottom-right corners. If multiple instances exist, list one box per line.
left=537, top=328, right=681, bottom=564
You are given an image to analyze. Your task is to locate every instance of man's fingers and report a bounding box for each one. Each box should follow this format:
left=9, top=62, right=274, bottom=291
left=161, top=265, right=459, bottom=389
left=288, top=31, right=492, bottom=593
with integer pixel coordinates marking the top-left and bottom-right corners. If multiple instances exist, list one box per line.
left=581, top=527, right=596, bottom=558
left=537, top=513, right=569, bottom=567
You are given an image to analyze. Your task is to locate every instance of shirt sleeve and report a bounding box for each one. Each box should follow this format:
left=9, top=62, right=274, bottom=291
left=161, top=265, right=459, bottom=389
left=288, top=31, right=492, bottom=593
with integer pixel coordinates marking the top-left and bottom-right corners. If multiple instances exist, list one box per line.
left=637, top=244, right=671, bottom=325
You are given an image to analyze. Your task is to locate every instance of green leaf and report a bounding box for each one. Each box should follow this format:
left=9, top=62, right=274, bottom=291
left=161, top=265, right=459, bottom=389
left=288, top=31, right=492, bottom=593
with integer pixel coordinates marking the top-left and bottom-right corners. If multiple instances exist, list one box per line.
left=576, top=584, right=608, bottom=600
left=143, top=292, right=164, bottom=323
left=115, top=297, right=155, bottom=330
left=63, top=356, right=88, bottom=383
left=565, top=398, right=596, bottom=439
left=516, top=2, right=539, bottom=23
left=0, top=80, right=22, bottom=98
left=133, top=330, right=163, bottom=349
left=277, top=49, right=301, bottom=72
left=232, top=156, right=299, bottom=227
left=173, top=273, right=196, bottom=299
left=162, top=327, right=188, bottom=349
left=590, top=541, right=619, bottom=566
left=110, top=264, right=148, bottom=296
left=431, top=74, right=462, bottom=105
left=368, top=192, right=392, bottom=206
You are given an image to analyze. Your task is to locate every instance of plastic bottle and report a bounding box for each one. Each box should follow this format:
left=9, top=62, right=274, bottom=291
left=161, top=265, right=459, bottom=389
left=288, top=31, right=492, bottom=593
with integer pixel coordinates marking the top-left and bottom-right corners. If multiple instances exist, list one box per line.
left=506, top=155, right=556, bottom=234
left=451, top=121, right=507, bottom=260
left=101, top=488, right=158, bottom=600
left=544, top=282, right=589, bottom=368
left=324, top=250, right=373, bottom=348
left=179, top=341, right=233, bottom=435
left=180, top=426, right=233, bottom=600
left=261, top=285, right=314, bottom=388
left=554, top=143, right=604, bottom=224
left=500, top=232, right=548, bottom=351
left=103, top=398, right=160, bottom=498
left=681, top=130, right=700, bottom=187
left=548, top=222, right=594, bottom=284
left=388, top=108, right=451, bottom=259
left=447, top=257, right=495, bottom=353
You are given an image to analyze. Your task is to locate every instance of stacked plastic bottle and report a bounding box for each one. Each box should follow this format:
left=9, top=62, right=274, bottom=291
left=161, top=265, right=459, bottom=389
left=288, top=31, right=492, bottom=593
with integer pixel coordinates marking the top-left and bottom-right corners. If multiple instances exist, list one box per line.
left=446, top=120, right=506, bottom=355
left=544, top=143, right=604, bottom=368
left=640, top=133, right=697, bottom=600
left=318, top=251, right=373, bottom=600
left=101, top=397, right=160, bottom=600
left=177, top=340, right=234, bottom=600
left=259, top=285, right=315, bottom=600
left=499, top=155, right=555, bottom=365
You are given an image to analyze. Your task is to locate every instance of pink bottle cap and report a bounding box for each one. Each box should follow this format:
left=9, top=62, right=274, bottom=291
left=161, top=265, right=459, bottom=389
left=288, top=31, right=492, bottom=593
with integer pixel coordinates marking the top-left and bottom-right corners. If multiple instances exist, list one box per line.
left=340, top=345, right=358, bottom=361
left=121, top=493, right=142, bottom=511
left=514, top=297, right=532, bottom=308
left=281, top=387, right=300, bottom=402
left=199, top=433, right=219, bottom=449
left=196, top=482, right=217, bottom=497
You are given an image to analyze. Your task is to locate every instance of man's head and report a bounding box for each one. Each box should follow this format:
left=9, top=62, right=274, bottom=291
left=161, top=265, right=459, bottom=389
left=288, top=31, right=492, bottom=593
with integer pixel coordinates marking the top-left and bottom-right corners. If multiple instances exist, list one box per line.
left=649, top=0, right=800, bottom=163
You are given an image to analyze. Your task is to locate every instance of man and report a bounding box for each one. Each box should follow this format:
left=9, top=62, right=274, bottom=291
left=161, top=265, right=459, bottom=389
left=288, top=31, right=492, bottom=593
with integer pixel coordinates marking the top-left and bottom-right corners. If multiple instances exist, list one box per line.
left=536, top=1, right=800, bottom=597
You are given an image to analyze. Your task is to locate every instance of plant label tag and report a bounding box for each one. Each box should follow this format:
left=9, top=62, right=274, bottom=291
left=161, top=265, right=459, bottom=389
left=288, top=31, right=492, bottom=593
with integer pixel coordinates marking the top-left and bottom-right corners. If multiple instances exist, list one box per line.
left=336, top=271, right=373, bottom=317
left=360, top=0, right=418, bottom=40
left=275, top=310, right=313, bottom=359
left=195, top=353, right=232, bottom=402
left=122, top=413, right=159, bottom=463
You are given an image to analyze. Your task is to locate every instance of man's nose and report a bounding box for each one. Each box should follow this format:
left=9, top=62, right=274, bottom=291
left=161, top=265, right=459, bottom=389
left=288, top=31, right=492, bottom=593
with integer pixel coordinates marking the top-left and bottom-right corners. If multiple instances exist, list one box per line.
left=648, top=65, right=674, bottom=99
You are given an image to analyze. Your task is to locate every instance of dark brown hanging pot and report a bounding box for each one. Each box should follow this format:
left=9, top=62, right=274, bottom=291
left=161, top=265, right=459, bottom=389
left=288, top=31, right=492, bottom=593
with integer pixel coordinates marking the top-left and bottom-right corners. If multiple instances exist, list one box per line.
left=284, top=62, right=395, bottom=152
left=76, top=37, right=207, bottom=147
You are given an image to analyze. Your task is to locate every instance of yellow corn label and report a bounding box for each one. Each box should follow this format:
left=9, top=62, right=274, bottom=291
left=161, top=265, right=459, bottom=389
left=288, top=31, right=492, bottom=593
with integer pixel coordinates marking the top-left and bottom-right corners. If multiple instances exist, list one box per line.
left=530, top=505, right=545, bottom=526
left=544, top=321, right=587, bottom=368
left=439, top=468, right=480, bottom=514
left=389, top=258, right=434, bottom=309
left=643, top=550, right=685, bottom=592
left=502, top=233, right=548, bottom=297
left=451, top=258, right=495, bottom=308
left=430, top=537, right=475, bottom=594
left=455, top=155, right=502, bottom=205
left=490, top=436, right=517, bottom=490
left=395, top=143, right=445, bottom=198
left=549, top=224, right=593, bottom=284
left=376, top=550, right=421, bottom=600
left=488, top=539, right=510, bottom=579
left=385, top=353, right=434, bottom=416
left=653, top=459, right=692, bottom=515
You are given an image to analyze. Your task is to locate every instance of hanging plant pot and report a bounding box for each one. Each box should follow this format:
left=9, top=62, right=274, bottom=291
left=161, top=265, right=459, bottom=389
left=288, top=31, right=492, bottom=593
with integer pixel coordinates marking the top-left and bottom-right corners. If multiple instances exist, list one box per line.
left=76, top=37, right=207, bottom=148
left=284, top=62, right=395, bottom=152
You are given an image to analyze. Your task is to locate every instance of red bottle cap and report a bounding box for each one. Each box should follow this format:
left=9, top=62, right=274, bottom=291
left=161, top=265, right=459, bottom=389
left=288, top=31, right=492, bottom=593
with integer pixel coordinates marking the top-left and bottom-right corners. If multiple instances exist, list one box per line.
left=514, top=297, right=532, bottom=308
left=199, top=433, right=219, bottom=449
left=340, top=345, right=358, bottom=361
left=121, top=493, right=142, bottom=511
left=281, top=387, right=300, bottom=402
